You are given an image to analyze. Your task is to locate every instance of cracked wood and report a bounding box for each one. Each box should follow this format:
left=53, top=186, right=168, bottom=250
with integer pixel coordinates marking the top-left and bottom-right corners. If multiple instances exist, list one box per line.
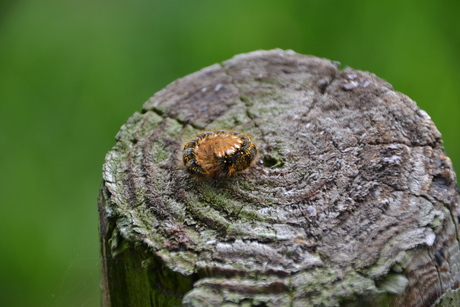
left=99, top=49, right=460, bottom=307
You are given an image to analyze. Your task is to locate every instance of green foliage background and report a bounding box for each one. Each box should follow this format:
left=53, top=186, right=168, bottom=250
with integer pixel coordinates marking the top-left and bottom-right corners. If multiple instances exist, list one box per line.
left=0, top=0, right=459, bottom=306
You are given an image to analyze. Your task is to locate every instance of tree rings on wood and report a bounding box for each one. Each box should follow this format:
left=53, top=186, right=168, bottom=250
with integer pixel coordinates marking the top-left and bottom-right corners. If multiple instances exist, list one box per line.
left=100, top=49, right=460, bottom=307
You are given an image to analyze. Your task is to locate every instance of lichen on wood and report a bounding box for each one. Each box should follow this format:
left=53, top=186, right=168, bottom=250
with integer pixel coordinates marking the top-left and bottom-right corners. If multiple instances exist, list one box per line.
left=99, top=49, right=460, bottom=307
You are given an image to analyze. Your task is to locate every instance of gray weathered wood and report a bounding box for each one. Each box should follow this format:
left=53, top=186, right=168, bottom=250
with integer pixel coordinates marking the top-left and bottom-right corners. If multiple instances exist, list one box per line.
left=99, top=49, right=460, bottom=306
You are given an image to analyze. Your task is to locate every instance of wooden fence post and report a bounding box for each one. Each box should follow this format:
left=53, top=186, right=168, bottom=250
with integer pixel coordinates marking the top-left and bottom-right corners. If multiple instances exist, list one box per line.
left=99, top=49, right=460, bottom=306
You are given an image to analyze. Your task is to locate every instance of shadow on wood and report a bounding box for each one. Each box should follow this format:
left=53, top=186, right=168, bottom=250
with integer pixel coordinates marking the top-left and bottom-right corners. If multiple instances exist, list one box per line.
left=99, top=49, right=460, bottom=307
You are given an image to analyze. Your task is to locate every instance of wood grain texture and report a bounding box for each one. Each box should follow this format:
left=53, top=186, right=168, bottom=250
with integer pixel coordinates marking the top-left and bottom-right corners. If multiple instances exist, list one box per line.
left=99, top=49, right=460, bottom=306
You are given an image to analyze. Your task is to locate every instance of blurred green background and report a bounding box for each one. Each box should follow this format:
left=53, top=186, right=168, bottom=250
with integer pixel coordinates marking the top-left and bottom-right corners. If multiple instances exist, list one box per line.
left=0, top=0, right=459, bottom=306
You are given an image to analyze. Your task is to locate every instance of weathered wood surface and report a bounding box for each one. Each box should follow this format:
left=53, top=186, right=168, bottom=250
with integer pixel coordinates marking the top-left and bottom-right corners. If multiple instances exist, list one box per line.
left=99, top=49, right=460, bottom=306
